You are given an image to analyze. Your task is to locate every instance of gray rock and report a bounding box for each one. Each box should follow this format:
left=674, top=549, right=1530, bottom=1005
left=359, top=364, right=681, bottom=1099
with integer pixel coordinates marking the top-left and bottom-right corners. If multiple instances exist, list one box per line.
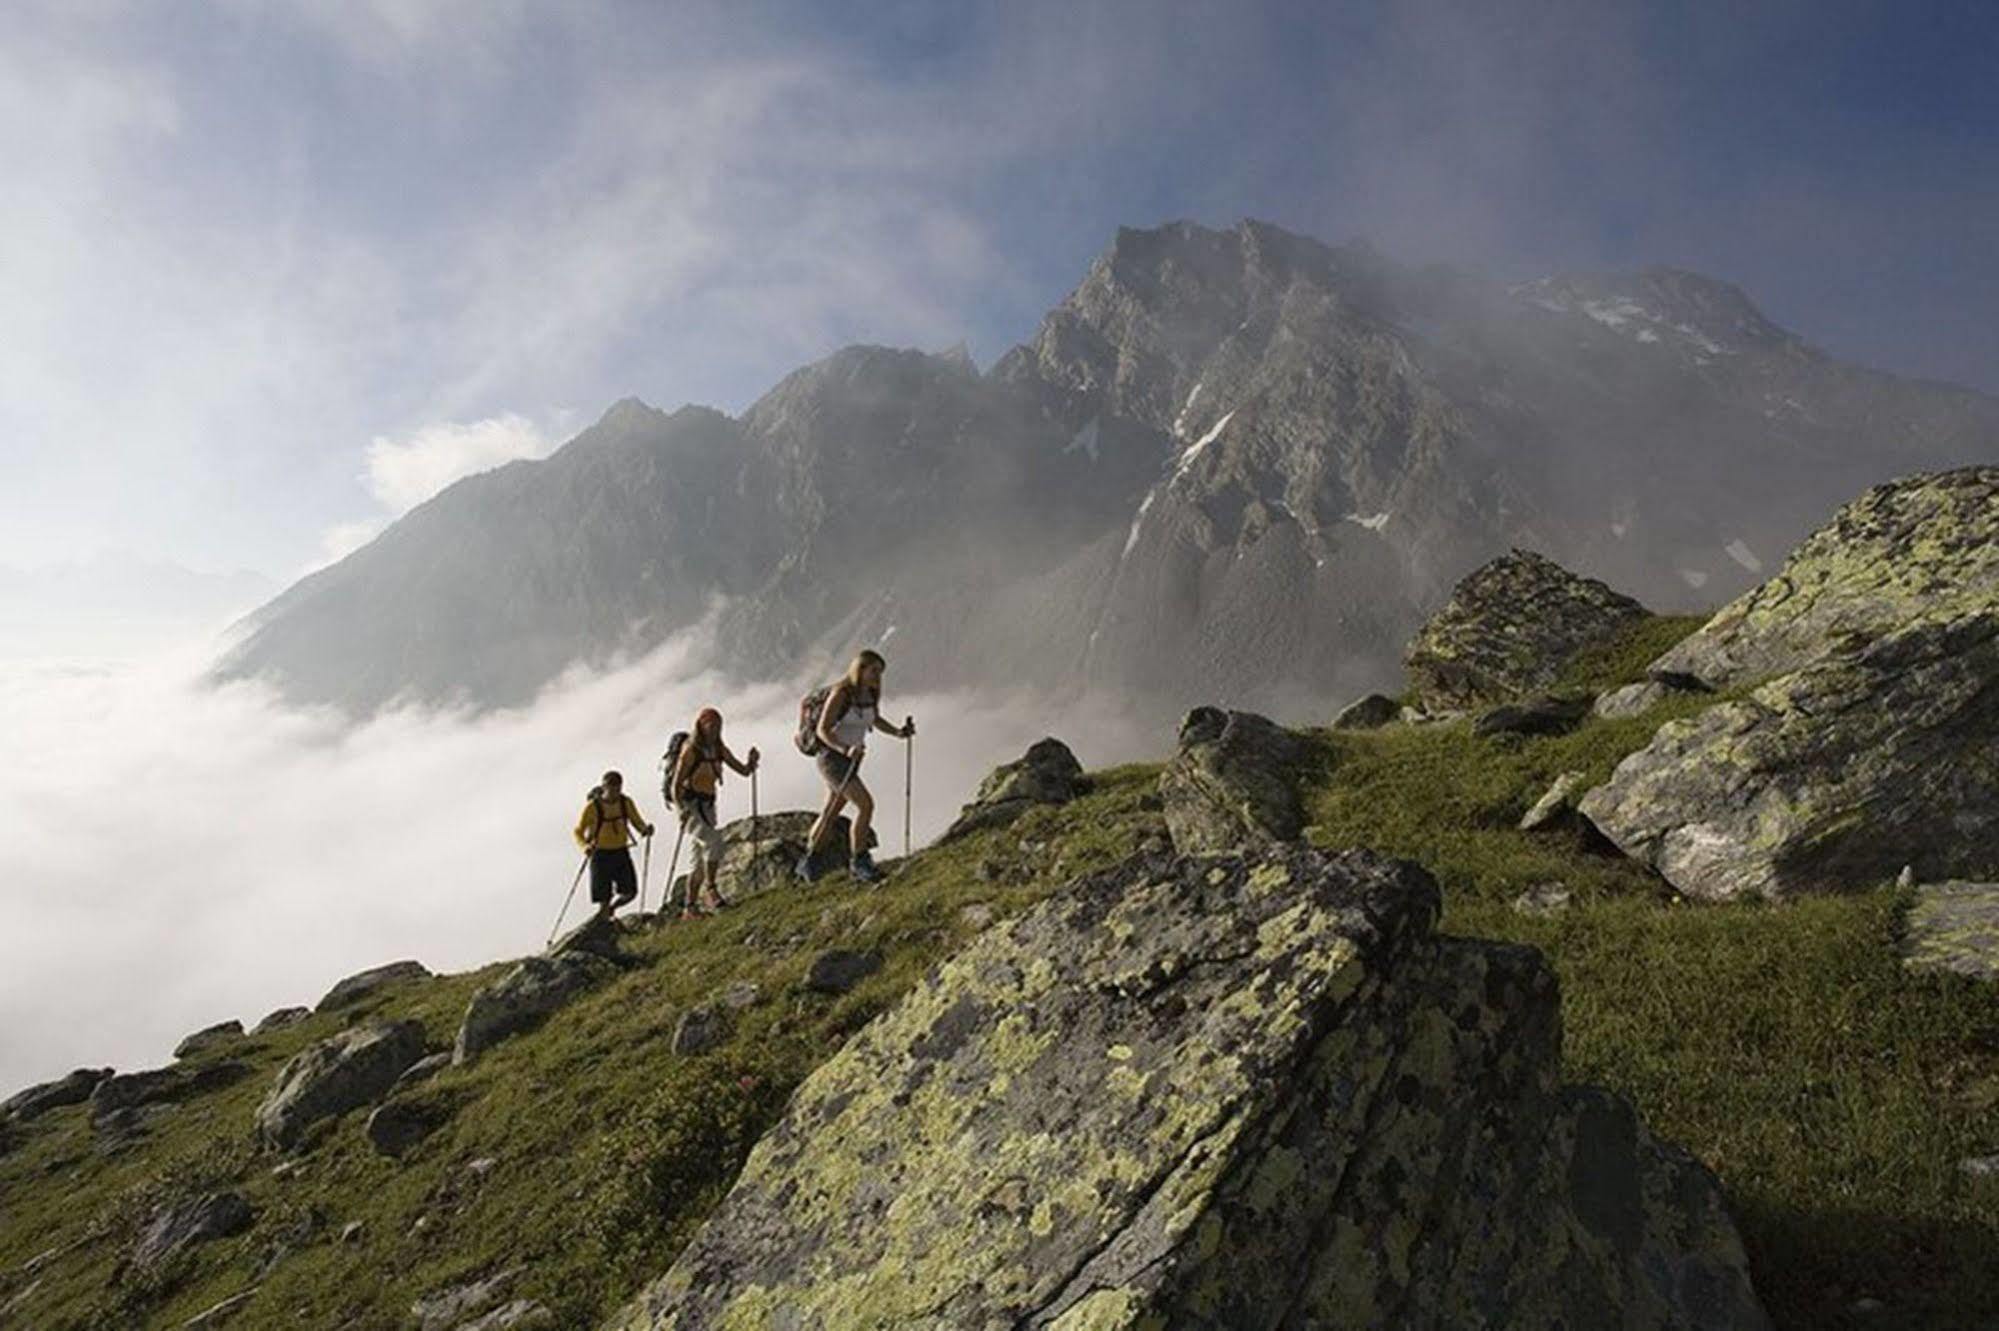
left=672, top=1007, right=732, bottom=1056
left=1653, top=468, right=1999, bottom=690
left=1903, top=882, right=1999, bottom=982
left=1512, top=882, right=1575, bottom=918
left=941, top=738, right=1088, bottom=840
left=1960, top=1155, right=1999, bottom=1180
left=454, top=953, right=615, bottom=1064
left=412, top=1267, right=521, bottom=1331
left=252, top=1007, right=310, bottom=1034
left=804, top=949, right=882, bottom=995
left=1406, top=549, right=1648, bottom=711
left=1472, top=693, right=1592, bottom=739
left=393, top=1051, right=453, bottom=1093
left=664, top=810, right=873, bottom=908
left=174, top=1020, right=244, bottom=1060
left=340, top=1220, right=364, bottom=1243
left=1332, top=692, right=1402, bottom=730
left=548, top=914, right=624, bottom=962
left=181, top=1289, right=257, bottom=1327
left=256, top=1020, right=427, bottom=1150
left=1594, top=680, right=1670, bottom=720
left=365, top=1097, right=451, bottom=1159
left=610, top=844, right=1767, bottom=1330
left=1581, top=613, right=1999, bottom=901
left=315, top=960, right=430, bottom=1013
left=958, top=903, right=996, bottom=930
left=3, top=1067, right=112, bottom=1122
left=1520, top=771, right=1589, bottom=832
left=1159, top=706, right=1309, bottom=853
left=92, top=1061, right=250, bottom=1131
left=129, top=1191, right=252, bottom=1273
left=720, top=981, right=761, bottom=1010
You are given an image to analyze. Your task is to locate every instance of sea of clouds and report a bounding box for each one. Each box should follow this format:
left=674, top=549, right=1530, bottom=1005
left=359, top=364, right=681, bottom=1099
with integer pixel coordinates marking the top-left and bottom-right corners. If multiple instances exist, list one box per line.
left=0, top=626, right=1150, bottom=1096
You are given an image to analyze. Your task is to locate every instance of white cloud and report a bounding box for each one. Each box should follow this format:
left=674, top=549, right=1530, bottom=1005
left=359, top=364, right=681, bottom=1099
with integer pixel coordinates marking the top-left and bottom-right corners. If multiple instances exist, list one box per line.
left=312, top=519, right=385, bottom=570
left=0, top=627, right=1153, bottom=1096
left=363, top=414, right=553, bottom=514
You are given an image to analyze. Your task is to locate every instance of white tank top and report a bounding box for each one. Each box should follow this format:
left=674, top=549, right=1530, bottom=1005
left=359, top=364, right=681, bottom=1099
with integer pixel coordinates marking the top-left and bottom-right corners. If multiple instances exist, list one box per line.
left=830, top=690, right=877, bottom=750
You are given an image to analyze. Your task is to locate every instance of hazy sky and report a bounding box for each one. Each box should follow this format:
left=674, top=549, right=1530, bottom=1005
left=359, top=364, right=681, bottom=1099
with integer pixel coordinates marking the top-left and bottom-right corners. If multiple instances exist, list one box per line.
left=4, top=0, right=1996, bottom=577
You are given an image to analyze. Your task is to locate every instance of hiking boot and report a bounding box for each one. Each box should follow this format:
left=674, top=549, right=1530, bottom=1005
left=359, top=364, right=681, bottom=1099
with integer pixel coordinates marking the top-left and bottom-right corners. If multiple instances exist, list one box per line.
left=852, top=852, right=883, bottom=884
left=795, top=853, right=820, bottom=884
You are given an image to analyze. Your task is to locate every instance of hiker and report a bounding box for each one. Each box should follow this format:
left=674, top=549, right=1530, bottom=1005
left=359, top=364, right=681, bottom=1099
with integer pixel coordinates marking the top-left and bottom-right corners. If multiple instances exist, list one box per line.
left=797, top=649, right=915, bottom=884
left=667, top=707, right=759, bottom=917
left=573, top=771, right=655, bottom=921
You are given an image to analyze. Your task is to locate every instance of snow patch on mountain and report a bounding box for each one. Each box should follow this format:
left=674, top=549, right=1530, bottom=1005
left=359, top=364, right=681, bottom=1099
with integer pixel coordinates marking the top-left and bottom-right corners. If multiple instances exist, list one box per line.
left=1065, top=417, right=1101, bottom=463
left=1345, top=511, right=1392, bottom=532
left=1175, top=410, right=1235, bottom=477
left=1723, top=539, right=1764, bottom=573
left=1172, top=382, right=1205, bottom=437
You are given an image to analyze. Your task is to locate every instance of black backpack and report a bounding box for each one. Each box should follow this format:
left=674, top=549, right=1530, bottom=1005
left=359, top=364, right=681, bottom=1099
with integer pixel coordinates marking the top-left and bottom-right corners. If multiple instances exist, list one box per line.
left=658, top=732, right=690, bottom=806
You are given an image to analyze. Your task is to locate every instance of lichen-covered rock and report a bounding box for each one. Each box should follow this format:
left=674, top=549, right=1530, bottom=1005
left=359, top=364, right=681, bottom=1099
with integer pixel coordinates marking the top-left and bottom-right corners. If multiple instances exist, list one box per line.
left=1520, top=771, right=1589, bottom=832
left=2, top=1067, right=112, bottom=1122
left=128, top=1191, right=252, bottom=1274
left=1653, top=468, right=1999, bottom=689
left=413, top=1268, right=522, bottom=1331
left=173, top=1020, right=244, bottom=1060
left=1406, top=549, right=1648, bottom=710
left=941, top=738, right=1088, bottom=840
left=256, top=1020, right=426, bottom=1150
left=454, top=954, right=615, bottom=1065
left=610, top=845, right=1768, bottom=1330
left=1903, top=881, right=1999, bottom=982
left=1596, top=680, right=1671, bottom=720
left=1159, top=706, right=1308, bottom=853
left=314, top=960, right=430, bottom=1013
left=1580, top=613, right=1999, bottom=900
left=548, top=914, right=624, bottom=962
left=1332, top=692, right=1401, bottom=730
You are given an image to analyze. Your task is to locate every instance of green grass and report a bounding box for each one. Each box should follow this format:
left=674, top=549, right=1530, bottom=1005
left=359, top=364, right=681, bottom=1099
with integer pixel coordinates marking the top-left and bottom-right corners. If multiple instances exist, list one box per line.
left=4, top=617, right=1996, bottom=1331
left=1293, top=614, right=1999, bottom=1330
left=0, top=767, right=1166, bottom=1329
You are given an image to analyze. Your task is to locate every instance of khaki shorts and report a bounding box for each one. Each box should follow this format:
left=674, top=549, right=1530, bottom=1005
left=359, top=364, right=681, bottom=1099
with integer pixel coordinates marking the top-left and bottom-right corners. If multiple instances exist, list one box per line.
left=680, top=795, right=724, bottom=860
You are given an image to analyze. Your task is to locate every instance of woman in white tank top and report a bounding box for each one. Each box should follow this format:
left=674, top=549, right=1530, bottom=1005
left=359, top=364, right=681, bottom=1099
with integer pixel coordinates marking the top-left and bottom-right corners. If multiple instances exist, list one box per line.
left=799, top=649, right=915, bottom=883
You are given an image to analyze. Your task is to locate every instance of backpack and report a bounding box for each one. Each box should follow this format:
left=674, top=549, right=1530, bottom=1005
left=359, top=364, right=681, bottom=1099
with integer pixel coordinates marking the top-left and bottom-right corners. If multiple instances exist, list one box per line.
left=583, top=787, right=630, bottom=842
left=794, top=685, right=835, bottom=756
left=658, top=732, right=690, bottom=806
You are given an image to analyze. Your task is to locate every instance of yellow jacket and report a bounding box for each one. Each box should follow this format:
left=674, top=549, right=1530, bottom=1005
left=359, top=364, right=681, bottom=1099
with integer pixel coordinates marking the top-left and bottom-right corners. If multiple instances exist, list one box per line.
left=574, top=793, right=653, bottom=851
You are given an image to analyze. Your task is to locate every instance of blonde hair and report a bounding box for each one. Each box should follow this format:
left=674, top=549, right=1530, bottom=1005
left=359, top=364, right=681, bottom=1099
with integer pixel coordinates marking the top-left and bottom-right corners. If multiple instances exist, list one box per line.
left=845, top=649, right=886, bottom=690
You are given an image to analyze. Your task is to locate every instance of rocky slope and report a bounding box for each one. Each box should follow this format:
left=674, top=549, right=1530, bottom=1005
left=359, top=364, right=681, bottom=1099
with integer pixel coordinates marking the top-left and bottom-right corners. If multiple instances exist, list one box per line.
left=215, top=220, right=1999, bottom=716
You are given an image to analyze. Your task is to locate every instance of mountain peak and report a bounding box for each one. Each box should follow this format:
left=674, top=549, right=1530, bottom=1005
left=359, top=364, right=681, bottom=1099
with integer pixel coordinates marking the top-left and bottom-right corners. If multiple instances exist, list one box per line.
left=1513, top=267, right=1796, bottom=357
left=595, top=396, right=667, bottom=430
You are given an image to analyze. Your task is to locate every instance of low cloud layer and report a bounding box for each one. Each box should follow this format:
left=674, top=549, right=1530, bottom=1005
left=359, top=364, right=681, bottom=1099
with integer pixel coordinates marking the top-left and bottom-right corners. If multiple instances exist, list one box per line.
left=0, top=629, right=1152, bottom=1095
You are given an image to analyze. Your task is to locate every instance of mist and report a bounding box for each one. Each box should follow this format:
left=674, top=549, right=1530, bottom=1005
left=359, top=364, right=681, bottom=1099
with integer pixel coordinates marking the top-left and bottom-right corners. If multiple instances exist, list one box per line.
left=0, top=625, right=1154, bottom=1097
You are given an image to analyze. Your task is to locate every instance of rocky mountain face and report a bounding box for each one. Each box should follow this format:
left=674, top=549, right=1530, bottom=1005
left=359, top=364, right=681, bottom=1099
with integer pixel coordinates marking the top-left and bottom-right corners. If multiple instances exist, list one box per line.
left=215, top=220, right=1998, bottom=717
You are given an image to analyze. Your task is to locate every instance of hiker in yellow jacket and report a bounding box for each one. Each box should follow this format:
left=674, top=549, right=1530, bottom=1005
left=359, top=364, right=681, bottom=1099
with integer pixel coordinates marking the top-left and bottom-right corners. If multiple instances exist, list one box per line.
left=573, top=771, right=655, bottom=921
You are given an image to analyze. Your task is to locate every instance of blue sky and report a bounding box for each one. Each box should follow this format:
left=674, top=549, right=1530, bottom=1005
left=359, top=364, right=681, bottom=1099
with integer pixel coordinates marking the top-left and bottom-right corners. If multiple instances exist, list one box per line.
left=3, top=0, right=1995, bottom=577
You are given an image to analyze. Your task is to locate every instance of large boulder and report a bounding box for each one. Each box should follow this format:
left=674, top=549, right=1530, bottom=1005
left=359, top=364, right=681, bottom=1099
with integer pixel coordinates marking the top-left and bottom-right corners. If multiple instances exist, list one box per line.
left=255, top=1020, right=427, bottom=1150
left=3, top=1067, right=112, bottom=1122
left=1652, top=468, right=1999, bottom=689
left=666, top=811, right=872, bottom=907
left=454, top=953, right=616, bottom=1065
left=1581, top=610, right=1999, bottom=901
left=173, top=1020, right=244, bottom=1060
left=314, top=960, right=430, bottom=1013
left=610, top=845, right=1768, bottom=1330
left=91, top=1061, right=250, bottom=1136
left=1158, top=706, right=1308, bottom=853
left=1406, top=548, right=1648, bottom=711
left=941, top=738, right=1087, bottom=840
left=1331, top=692, right=1401, bottom=730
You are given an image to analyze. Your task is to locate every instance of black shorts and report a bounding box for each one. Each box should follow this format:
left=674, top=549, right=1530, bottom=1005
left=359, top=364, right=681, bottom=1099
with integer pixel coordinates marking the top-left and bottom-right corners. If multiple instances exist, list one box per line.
left=817, top=750, right=861, bottom=790
left=590, top=847, right=637, bottom=904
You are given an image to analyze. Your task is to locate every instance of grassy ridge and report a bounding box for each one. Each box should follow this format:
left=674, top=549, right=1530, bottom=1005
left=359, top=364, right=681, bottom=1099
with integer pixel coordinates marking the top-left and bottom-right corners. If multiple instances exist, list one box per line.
left=4, top=614, right=1996, bottom=1329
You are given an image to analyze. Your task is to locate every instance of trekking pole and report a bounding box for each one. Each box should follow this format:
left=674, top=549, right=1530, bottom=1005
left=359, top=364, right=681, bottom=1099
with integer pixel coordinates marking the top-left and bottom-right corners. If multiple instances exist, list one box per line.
left=639, top=832, right=653, bottom=916
left=903, top=716, right=913, bottom=860
left=750, top=767, right=761, bottom=893
left=547, top=851, right=590, bottom=949
left=663, top=819, right=688, bottom=917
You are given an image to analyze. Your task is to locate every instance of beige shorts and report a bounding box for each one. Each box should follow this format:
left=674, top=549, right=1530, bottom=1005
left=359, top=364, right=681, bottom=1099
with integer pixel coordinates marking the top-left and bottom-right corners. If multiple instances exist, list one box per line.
left=680, top=795, right=724, bottom=859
